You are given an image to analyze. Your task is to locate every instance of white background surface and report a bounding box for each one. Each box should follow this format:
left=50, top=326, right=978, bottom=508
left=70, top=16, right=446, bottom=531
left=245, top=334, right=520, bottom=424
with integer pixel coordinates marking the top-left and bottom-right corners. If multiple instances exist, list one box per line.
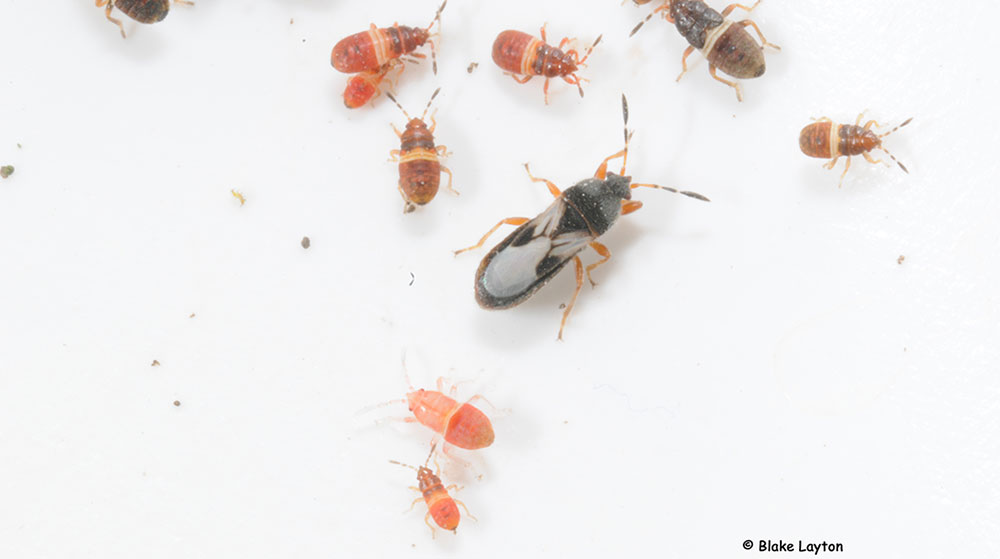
left=1, top=0, right=998, bottom=557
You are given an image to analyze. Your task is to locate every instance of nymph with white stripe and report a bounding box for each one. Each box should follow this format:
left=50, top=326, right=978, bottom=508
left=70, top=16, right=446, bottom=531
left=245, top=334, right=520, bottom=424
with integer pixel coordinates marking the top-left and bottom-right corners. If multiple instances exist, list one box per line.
left=454, top=96, right=709, bottom=340
left=630, top=0, right=780, bottom=102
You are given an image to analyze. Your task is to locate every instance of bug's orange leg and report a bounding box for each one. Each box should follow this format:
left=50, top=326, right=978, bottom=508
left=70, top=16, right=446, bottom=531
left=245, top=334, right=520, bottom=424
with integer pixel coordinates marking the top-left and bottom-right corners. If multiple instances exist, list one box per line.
left=539, top=23, right=548, bottom=44
left=437, top=376, right=474, bottom=396
left=594, top=149, right=627, bottom=179
left=823, top=156, right=841, bottom=170
left=100, top=1, right=127, bottom=39
left=737, top=20, right=780, bottom=50
left=524, top=163, right=561, bottom=198
left=585, top=241, right=611, bottom=288
left=388, top=149, right=401, bottom=162
left=709, top=65, right=744, bottom=102
left=173, top=0, right=195, bottom=6
left=424, top=512, right=438, bottom=538
left=391, top=123, right=404, bottom=138
left=810, top=116, right=833, bottom=123
left=621, top=200, right=644, bottom=215
left=405, top=496, right=423, bottom=513
left=557, top=256, right=585, bottom=341
left=543, top=78, right=552, bottom=105
left=374, top=415, right=419, bottom=426
left=441, top=165, right=458, bottom=195
left=862, top=152, right=887, bottom=167
left=435, top=144, right=453, bottom=158
left=676, top=46, right=695, bottom=82
left=564, top=74, right=588, bottom=98
left=720, top=0, right=761, bottom=17
left=837, top=156, right=852, bottom=188
left=862, top=119, right=885, bottom=131
left=454, top=498, right=478, bottom=522
left=506, top=72, right=534, bottom=84
left=454, top=217, right=530, bottom=255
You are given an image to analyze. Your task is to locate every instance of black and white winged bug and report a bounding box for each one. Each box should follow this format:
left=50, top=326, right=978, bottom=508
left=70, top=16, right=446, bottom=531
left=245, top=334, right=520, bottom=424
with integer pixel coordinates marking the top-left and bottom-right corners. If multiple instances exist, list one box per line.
left=454, top=94, right=710, bottom=340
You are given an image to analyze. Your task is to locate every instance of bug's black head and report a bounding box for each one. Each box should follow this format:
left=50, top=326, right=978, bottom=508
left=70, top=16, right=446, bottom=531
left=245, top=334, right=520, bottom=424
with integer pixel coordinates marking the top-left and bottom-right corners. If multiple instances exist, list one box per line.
left=603, top=172, right=633, bottom=201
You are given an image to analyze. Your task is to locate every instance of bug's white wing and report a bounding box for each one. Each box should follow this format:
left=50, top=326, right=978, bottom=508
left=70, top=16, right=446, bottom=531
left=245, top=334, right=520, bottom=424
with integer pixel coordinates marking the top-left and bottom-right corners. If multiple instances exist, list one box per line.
left=478, top=202, right=592, bottom=304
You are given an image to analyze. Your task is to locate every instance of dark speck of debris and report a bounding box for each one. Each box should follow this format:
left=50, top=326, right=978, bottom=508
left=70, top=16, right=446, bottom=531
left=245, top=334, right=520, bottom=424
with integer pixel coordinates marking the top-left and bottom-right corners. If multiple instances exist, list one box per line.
left=290, top=18, right=294, bottom=24
left=564, top=420, right=568, bottom=424
left=173, top=400, right=181, bottom=407
left=0, top=165, right=13, bottom=179
left=558, top=303, right=566, bottom=309
left=189, top=313, right=196, bottom=318
left=467, top=62, right=479, bottom=73
left=301, top=236, right=311, bottom=249
left=409, top=272, right=415, bottom=286
left=17, top=143, right=22, bottom=149
left=151, top=360, right=161, bottom=367
left=897, top=255, right=905, bottom=265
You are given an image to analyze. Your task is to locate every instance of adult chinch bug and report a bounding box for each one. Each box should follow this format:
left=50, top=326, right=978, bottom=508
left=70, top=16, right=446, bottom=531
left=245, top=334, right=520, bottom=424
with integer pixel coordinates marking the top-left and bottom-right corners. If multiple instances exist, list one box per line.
left=454, top=95, right=709, bottom=339
left=96, top=0, right=192, bottom=39
left=390, top=444, right=475, bottom=537
left=386, top=88, right=456, bottom=213
left=492, top=26, right=602, bottom=104
left=630, top=0, right=780, bottom=102
left=343, top=60, right=403, bottom=109
left=799, top=112, right=912, bottom=187
left=331, top=1, right=447, bottom=76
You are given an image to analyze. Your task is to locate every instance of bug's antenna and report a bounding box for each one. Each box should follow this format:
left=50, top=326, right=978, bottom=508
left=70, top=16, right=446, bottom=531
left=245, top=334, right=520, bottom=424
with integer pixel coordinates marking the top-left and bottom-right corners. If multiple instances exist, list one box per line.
left=879, top=117, right=912, bottom=139
left=388, top=459, right=418, bottom=472
left=355, top=397, right=408, bottom=416
left=420, top=87, right=441, bottom=120
left=620, top=93, right=634, bottom=175
left=384, top=92, right=412, bottom=120
left=577, top=35, right=603, bottom=67
left=877, top=118, right=912, bottom=173
left=391, top=442, right=437, bottom=472
left=629, top=1, right=671, bottom=37
left=426, top=0, right=448, bottom=74
left=880, top=146, right=909, bottom=174
left=630, top=182, right=711, bottom=201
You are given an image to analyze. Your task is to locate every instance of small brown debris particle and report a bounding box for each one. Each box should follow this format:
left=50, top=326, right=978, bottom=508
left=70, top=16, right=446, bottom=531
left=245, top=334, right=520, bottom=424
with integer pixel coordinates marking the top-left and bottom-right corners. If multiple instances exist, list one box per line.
left=290, top=18, right=294, bottom=24
left=151, top=360, right=161, bottom=367
left=17, top=143, right=22, bottom=149
left=231, top=189, right=246, bottom=206
left=301, top=236, right=311, bottom=249
left=0, top=165, right=13, bottom=179
left=189, top=313, right=196, bottom=318
left=173, top=400, right=181, bottom=407
left=467, top=62, right=479, bottom=73
left=897, top=255, right=905, bottom=265
left=558, top=303, right=566, bottom=309
left=563, top=420, right=568, bottom=424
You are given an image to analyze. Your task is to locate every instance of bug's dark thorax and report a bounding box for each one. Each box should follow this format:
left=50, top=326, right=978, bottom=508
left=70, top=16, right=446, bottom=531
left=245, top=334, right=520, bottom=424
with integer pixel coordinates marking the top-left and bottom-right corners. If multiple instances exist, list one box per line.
left=387, top=25, right=429, bottom=58
left=400, top=120, right=435, bottom=152
left=533, top=43, right=577, bottom=78
left=115, top=0, right=170, bottom=23
left=670, top=0, right=724, bottom=49
left=417, top=467, right=444, bottom=500
left=837, top=124, right=879, bottom=156
left=561, top=174, right=632, bottom=237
